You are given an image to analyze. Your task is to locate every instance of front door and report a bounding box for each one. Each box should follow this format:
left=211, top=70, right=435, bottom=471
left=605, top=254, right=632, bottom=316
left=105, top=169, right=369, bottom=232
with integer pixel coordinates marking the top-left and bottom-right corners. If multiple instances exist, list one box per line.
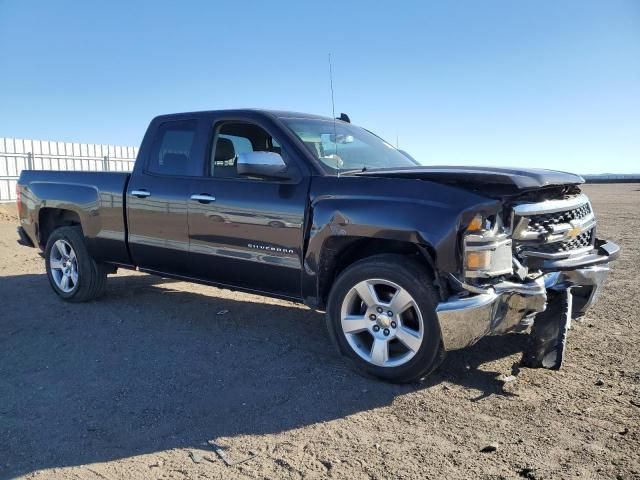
left=188, top=119, right=309, bottom=299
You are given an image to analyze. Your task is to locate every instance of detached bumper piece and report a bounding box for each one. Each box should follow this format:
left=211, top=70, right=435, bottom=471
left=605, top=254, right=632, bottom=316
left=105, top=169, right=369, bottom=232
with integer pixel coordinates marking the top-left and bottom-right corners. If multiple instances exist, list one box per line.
left=17, top=227, right=34, bottom=247
left=521, top=289, right=571, bottom=369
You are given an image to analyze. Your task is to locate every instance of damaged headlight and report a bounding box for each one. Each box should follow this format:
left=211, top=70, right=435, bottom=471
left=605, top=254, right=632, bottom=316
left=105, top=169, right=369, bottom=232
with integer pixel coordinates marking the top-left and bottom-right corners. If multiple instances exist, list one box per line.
left=463, top=214, right=513, bottom=278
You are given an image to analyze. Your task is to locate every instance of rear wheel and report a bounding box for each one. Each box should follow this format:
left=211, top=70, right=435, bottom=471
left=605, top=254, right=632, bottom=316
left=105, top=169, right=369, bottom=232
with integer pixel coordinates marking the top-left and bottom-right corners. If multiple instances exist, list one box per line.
left=45, top=226, right=108, bottom=302
left=326, top=254, right=444, bottom=383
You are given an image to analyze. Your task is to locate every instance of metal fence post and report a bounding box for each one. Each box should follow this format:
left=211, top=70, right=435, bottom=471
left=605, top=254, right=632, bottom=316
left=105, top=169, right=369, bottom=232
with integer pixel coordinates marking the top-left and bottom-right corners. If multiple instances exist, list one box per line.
left=103, top=155, right=109, bottom=171
left=27, top=152, right=33, bottom=170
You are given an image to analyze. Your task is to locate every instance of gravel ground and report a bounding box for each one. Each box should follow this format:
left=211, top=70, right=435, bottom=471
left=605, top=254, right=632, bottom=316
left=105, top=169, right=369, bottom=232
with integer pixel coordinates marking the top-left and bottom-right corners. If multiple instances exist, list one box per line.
left=0, top=184, right=638, bottom=480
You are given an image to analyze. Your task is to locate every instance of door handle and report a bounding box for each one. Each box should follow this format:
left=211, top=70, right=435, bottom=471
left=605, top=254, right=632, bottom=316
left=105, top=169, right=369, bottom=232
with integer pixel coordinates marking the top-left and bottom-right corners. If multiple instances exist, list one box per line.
left=190, top=194, right=216, bottom=204
left=131, top=189, right=151, bottom=198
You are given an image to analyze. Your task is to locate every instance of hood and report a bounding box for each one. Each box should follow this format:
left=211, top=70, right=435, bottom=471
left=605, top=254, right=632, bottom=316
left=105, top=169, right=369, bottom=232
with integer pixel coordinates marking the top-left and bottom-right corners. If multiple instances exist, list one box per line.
left=348, top=166, right=584, bottom=196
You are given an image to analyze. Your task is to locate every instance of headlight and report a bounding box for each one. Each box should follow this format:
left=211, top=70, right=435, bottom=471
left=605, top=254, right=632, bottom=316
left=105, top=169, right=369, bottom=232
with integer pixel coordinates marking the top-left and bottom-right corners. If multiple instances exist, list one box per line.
left=463, top=214, right=513, bottom=278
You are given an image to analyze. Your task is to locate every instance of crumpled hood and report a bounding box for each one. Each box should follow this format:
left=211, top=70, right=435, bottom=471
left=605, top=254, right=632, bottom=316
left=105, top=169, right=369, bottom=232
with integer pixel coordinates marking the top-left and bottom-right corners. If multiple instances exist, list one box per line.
left=350, top=166, right=584, bottom=194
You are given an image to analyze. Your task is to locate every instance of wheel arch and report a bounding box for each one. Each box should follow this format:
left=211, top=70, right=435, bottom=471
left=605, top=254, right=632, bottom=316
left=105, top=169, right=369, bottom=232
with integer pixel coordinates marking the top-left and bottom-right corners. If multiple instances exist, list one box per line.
left=314, top=236, right=439, bottom=310
left=38, top=208, right=83, bottom=248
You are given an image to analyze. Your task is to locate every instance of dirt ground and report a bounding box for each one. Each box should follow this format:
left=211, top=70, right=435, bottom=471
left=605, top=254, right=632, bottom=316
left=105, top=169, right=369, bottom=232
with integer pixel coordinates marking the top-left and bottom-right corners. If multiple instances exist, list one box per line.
left=0, top=184, right=638, bottom=480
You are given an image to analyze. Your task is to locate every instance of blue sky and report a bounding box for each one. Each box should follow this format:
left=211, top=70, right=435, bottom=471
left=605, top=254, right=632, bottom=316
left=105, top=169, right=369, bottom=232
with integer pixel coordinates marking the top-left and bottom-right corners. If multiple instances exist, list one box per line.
left=1, top=0, right=638, bottom=174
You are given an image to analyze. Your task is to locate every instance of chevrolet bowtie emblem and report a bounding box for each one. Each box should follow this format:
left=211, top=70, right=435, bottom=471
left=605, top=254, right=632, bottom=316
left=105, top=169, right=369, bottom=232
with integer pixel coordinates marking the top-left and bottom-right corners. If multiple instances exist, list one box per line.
left=567, top=221, right=582, bottom=239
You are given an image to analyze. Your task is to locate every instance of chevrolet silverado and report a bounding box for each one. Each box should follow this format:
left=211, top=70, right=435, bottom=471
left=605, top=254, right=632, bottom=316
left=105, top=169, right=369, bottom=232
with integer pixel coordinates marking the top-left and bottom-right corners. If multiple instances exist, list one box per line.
left=16, top=110, right=619, bottom=382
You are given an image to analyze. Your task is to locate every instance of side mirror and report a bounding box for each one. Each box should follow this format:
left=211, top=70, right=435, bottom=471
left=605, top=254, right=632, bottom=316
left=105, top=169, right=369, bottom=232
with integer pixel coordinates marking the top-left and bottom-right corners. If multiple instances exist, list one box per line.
left=237, top=151, right=289, bottom=179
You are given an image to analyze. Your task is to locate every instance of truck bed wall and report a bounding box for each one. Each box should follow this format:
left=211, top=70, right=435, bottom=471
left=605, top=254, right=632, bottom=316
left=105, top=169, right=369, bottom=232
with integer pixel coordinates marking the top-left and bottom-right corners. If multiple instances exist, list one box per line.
left=18, top=170, right=131, bottom=265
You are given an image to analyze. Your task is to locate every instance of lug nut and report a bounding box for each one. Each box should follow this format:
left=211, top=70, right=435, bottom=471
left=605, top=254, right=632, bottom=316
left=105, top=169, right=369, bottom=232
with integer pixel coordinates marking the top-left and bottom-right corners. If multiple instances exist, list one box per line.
left=369, top=314, right=377, bottom=321
left=383, top=329, right=390, bottom=336
left=391, top=321, right=397, bottom=328
left=373, top=325, right=380, bottom=332
left=387, top=310, right=393, bottom=317
left=376, top=307, right=383, bottom=314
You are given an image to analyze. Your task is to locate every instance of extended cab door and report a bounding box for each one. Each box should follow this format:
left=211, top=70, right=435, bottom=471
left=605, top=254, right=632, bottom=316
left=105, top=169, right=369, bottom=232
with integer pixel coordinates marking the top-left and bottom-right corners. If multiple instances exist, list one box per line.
left=126, top=118, right=206, bottom=275
left=187, top=116, right=310, bottom=299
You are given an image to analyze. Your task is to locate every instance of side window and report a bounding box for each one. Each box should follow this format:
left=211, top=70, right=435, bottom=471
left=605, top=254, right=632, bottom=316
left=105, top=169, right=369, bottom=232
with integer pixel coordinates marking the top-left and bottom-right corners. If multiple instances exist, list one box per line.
left=148, top=120, right=199, bottom=176
left=210, top=122, right=283, bottom=179
left=219, top=134, right=253, bottom=156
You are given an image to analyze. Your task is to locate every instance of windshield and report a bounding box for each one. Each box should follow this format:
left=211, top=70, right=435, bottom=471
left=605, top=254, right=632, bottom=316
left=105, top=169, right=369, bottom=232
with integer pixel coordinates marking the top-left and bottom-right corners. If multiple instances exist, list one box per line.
left=281, top=118, right=418, bottom=173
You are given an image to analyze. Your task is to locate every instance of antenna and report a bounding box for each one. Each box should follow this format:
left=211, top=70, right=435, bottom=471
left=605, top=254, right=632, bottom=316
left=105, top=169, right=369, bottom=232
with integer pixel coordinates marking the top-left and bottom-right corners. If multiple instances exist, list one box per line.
left=328, top=53, right=339, bottom=176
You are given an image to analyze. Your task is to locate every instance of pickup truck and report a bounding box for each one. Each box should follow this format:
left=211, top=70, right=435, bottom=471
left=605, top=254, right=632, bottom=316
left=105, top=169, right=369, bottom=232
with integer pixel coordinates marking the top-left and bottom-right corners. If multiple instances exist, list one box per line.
left=16, top=109, right=619, bottom=382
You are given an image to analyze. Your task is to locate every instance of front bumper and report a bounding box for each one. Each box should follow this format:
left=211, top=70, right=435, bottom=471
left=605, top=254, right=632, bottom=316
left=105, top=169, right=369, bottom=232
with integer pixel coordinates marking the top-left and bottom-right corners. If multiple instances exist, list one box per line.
left=436, top=240, right=617, bottom=351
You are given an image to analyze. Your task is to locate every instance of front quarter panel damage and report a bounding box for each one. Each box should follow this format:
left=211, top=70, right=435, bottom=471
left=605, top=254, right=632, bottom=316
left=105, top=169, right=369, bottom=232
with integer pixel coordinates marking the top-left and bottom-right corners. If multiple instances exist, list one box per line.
left=302, top=176, right=500, bottom=307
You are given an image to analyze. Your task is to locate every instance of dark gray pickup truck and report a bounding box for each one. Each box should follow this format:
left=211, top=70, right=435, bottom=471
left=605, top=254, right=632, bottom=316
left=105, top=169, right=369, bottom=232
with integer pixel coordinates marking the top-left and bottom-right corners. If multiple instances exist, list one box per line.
left=16, top=109, right=619, bottom=382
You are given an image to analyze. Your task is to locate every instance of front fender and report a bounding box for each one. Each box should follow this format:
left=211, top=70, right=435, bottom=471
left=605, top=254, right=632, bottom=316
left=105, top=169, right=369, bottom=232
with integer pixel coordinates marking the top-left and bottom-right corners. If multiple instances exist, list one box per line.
left=302, top=176, right=500, bottom=306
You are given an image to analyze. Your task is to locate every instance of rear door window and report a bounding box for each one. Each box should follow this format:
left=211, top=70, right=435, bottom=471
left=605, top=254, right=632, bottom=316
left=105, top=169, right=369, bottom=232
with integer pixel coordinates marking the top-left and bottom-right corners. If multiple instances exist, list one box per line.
left=148, top=120, right=200, bottom=176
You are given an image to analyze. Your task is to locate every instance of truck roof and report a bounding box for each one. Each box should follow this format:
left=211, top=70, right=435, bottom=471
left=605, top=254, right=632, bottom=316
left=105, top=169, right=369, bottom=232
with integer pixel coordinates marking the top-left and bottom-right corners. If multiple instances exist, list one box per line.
left=153, top=109, right=336, bottom=123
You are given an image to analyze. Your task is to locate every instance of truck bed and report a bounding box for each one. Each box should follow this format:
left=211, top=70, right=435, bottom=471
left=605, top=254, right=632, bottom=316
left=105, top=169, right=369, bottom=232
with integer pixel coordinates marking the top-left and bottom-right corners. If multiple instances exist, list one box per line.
left=17, top=170, right=132, bottom=265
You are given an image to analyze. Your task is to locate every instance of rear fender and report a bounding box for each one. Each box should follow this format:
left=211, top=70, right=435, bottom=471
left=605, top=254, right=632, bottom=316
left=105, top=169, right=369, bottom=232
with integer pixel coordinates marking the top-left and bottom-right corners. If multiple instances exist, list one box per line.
left=22, top=178, right=130, bottom=264
left=28, top=182, right=100, bottom=245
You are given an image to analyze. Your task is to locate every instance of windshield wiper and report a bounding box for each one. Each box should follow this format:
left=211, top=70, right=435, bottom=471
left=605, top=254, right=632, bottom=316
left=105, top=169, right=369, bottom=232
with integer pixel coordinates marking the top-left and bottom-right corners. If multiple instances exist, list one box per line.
left=338, top=168, right=366, bottom=175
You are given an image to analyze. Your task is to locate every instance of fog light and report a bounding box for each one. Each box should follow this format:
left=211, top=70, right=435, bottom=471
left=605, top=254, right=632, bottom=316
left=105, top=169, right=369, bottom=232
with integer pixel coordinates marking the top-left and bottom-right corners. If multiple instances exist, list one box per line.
left=466, top=251, right=491, bottom=270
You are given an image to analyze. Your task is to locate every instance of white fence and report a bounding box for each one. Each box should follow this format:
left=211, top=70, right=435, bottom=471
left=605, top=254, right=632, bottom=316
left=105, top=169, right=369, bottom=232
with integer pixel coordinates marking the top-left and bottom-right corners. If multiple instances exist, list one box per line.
left=0, top=137, right=138, bottom=202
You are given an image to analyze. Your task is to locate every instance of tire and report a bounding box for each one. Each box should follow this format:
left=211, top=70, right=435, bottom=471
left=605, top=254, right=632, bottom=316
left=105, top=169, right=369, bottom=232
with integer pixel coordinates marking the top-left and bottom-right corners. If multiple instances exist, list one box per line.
left=326, top=254, right=444, bottom=383
left=44, top=226, right=108, bottom=302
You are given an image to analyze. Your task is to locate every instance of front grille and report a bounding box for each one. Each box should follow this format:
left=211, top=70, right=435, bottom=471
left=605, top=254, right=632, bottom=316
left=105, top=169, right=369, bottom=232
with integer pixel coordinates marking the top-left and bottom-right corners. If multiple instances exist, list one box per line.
left=511, top=194, right=596, bottom=259
left=519, top=229, right=593, bottom=256
left=526, top=203, right=591, bottom=235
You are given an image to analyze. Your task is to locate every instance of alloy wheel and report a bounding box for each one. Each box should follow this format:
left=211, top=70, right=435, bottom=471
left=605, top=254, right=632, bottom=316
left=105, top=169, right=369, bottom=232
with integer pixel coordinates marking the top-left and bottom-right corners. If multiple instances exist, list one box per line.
left=49, top=239, right=79, bottom=293
left=340, top=279, right=424, bottom=367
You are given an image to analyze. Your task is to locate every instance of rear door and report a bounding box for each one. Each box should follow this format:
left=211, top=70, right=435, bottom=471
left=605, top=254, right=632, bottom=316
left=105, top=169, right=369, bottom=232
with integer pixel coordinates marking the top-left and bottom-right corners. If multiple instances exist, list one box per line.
left=126, top=118, right=205, bottom=275
left=188, top=116, right=310, bottom=299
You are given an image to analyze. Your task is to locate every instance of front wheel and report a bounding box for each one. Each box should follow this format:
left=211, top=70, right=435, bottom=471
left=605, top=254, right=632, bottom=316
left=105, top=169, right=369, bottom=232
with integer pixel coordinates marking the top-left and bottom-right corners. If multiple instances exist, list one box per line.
left=45, top=226, right=108, bottom=302
left=326, top=254, right=444, bottom=383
